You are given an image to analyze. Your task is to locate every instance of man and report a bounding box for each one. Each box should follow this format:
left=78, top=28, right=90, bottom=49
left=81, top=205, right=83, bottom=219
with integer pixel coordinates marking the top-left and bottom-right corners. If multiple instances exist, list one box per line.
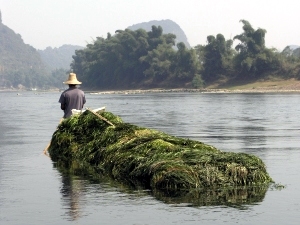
left=59, top=73, right=86, bottom=118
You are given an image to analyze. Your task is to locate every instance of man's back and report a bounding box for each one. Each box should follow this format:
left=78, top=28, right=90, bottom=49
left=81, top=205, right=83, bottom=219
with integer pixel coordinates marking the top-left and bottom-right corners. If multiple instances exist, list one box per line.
left=59, top=86, right=86, bottom=118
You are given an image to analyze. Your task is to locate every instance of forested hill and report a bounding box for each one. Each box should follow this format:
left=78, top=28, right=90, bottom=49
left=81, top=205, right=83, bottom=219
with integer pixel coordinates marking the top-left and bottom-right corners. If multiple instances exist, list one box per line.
left=1, top=11, right=300, bottom=91
left=0, top=13, right=83, bottom=90
left=127, top=19, right=190, bottom=48
left=71, top=20, right=300, bottom=90
left=0, top=20, right=49, bottom=89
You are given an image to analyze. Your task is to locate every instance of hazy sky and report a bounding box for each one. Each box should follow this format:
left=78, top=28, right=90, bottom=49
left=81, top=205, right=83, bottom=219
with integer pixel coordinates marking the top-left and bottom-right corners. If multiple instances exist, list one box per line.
left=0, top=0, right=299, bottom=51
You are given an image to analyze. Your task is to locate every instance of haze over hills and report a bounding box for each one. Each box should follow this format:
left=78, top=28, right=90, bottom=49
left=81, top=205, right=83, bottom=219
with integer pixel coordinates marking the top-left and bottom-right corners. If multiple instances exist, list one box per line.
left=288, top=45, right=300, bottom=50
left=0, top=17, right=48, bottom=88
left=25, top=19, right=193, bottom=72
left=38, top=45, right=84, bottom=70
left=37, top=20, right=189, bottom=71
left=39, top=20, right=191, bottom=70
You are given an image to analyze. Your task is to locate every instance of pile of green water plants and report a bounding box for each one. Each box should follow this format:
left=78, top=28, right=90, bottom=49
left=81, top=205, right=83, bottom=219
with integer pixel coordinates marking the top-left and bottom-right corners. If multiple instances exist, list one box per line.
left=48, top=109, right=273, bottom=192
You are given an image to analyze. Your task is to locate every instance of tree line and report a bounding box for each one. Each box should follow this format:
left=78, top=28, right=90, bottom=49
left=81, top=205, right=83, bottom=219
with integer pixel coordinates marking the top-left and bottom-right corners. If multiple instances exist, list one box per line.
left=1, top=19, right=300, bottom=90
left=71, top=20, right=300, bottom=90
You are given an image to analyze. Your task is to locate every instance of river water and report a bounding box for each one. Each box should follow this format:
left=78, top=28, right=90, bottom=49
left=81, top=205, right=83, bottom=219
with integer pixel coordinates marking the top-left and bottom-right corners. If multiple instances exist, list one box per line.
left=0, top=91, right=299, bottom=225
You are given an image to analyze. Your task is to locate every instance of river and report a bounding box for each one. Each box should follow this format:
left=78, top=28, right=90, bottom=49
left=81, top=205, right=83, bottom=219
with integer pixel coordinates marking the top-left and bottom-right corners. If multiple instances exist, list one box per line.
left=0, top=91, right=299, bottom=225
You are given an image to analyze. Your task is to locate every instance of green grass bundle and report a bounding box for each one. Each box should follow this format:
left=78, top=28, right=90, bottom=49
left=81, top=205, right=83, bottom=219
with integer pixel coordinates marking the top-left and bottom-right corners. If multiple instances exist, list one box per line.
left=48, top=110, right=273, bottom=191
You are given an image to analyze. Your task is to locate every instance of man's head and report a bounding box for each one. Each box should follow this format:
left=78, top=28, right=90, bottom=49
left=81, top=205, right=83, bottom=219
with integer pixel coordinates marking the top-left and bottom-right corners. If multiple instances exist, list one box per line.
left=63, top=73, right=82, bottom=85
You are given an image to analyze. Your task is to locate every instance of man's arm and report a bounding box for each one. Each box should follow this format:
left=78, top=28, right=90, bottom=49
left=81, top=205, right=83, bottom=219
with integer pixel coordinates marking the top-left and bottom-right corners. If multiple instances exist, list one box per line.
left=61, top=103, right=65, bottom=110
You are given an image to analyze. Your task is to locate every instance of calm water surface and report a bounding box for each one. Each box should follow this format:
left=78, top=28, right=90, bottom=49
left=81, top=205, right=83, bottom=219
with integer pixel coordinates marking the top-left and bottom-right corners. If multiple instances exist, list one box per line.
left=0, top=91, right=299, bottom=225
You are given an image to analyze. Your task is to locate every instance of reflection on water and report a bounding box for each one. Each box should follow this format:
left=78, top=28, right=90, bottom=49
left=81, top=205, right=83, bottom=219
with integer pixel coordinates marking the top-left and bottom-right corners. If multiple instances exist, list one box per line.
left=54, top=158, right=269, bottom=220
left=60, top=175, right=85, bottom=221
left=153, top=186, right=268, bottom=209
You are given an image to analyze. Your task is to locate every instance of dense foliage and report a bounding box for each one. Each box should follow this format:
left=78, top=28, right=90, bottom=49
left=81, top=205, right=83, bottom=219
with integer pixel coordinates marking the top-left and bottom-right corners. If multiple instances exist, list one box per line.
left=233, top=20, right=281, bottom=78
left=195, top=34, right=234, bottom=82
left=70, top=20, right=300, bottom=90
left=1, top=15, right=300, bottom=90
left=71, top=26, right=201, bottom=89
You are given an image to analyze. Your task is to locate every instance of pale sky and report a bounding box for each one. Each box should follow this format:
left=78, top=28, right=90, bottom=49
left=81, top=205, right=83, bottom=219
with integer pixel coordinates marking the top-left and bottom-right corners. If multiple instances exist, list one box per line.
left=0, top=0, right=299, bottom=51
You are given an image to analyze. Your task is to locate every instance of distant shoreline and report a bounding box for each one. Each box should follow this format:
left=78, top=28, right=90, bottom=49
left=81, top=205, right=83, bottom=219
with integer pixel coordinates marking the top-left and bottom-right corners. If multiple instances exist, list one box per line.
left=86, top=88, right=300, bottom=94
left=3, top=77, right=300, bottom=94
left=2, top=88, right=300, bottom=94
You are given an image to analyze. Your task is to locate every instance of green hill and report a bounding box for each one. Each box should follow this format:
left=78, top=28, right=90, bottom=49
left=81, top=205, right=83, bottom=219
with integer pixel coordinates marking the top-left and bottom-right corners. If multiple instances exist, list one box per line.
left=0, top=17, right=48, bottom=89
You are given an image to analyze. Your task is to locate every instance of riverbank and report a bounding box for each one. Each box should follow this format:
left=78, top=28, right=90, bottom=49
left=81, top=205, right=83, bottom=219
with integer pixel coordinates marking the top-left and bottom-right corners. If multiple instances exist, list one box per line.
left=2, top=78, right=300, bottom=94
left=206, top=78, right=300, bottom=93
left=87, top=87, right=300, bottom=95
left=3, top=87, right=300, bottom=94
left=85, top=78, right=300, bottom=94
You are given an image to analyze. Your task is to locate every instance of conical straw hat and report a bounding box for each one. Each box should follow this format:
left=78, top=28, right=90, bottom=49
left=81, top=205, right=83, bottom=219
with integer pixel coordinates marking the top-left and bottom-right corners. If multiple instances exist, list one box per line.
left=63, top=73, right=82, bottom=85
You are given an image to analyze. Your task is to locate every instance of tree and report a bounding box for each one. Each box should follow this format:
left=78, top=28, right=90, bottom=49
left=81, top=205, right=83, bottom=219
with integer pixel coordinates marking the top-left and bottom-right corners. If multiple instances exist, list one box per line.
left=173, top=42, right=201, bottom=83
left=70, top=26, right=201, bottom=89
left=233, top=20, right=281, bottom=78
left=139, top=42, right=175, bottom=83
left=198, top=34, right=234, bottom=83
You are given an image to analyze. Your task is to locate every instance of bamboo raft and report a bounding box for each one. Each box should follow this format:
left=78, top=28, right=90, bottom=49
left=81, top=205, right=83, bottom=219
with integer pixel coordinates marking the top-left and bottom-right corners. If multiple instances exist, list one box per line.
left=48, top=108, right=273, bottom=192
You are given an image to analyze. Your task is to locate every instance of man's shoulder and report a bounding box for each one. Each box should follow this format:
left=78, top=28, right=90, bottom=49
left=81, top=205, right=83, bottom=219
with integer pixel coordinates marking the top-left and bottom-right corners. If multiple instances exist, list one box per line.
left=61, top=89, right=68, bottom=94
left=70, top=88, right=85, bottom=95
left=76, top=88, right=85, bottom=93
left=76, top=88, right=85, bottom=94
left=62, top=87, right=84, bottom=94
